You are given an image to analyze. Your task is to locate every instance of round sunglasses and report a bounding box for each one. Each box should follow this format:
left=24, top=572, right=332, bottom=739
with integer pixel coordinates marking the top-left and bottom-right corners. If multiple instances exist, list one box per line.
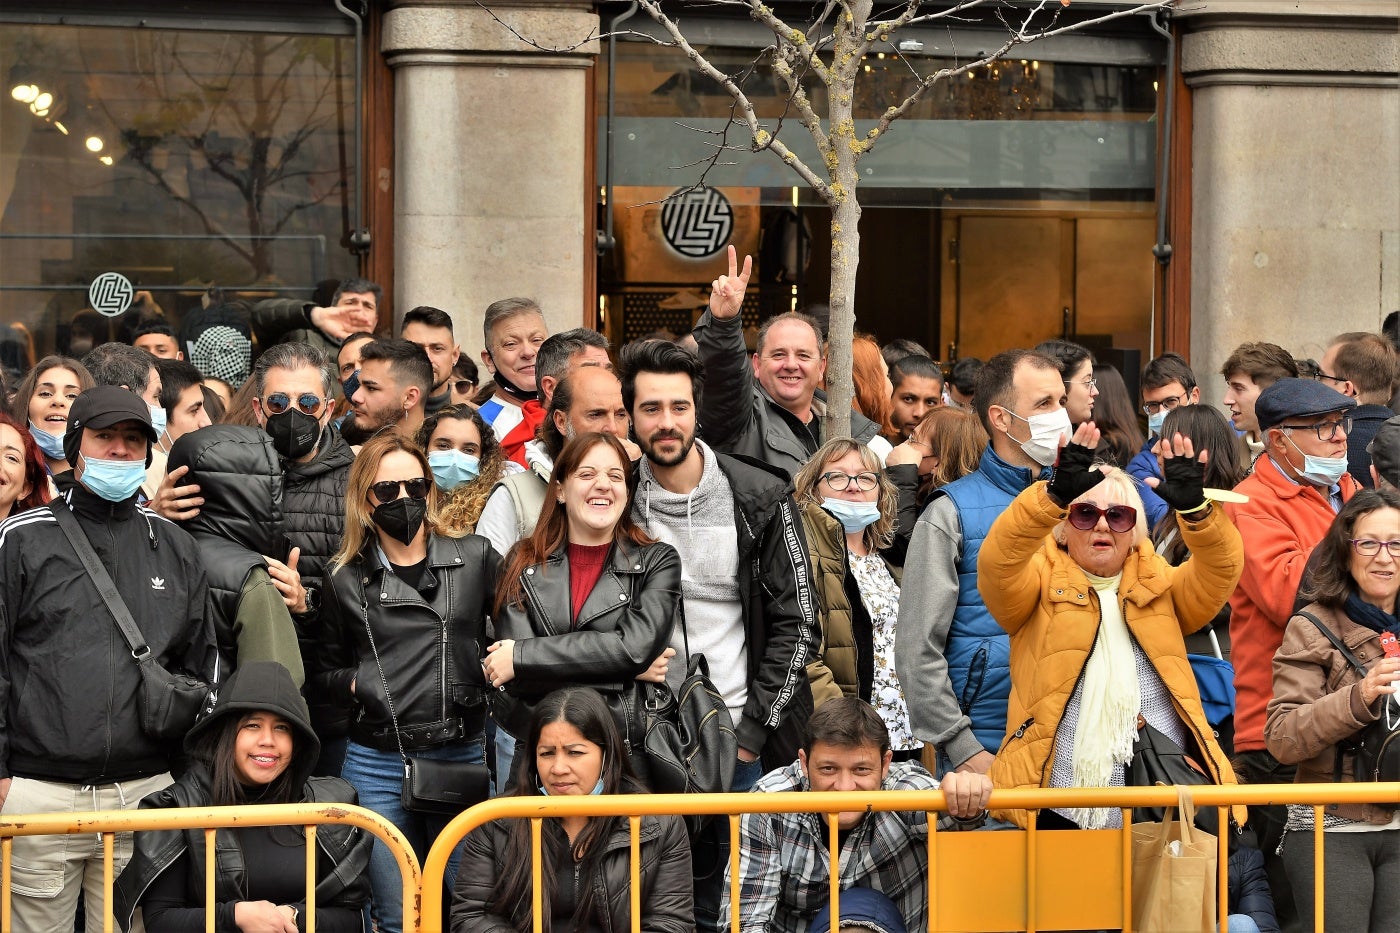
left=260, top=392, right=329, bottom=416
left=1067, top=502, right=1137, bottom=533
left=370, top=477, right=430, bottom=505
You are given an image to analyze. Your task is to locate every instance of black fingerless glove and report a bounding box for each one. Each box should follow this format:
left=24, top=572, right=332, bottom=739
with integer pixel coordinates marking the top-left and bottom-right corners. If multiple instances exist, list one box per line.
left=1156, top=452, right=1208, bottom=514
left=1045, top=441, right=1101, bottom=508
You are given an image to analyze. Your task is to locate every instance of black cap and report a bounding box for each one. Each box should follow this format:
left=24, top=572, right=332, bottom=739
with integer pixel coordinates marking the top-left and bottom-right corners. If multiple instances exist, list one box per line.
left=64, top=385, right=157, bottom=466
left=1368, top=415, right=1400, bottom=488
left=1254, top=377, right=1356, bottom=432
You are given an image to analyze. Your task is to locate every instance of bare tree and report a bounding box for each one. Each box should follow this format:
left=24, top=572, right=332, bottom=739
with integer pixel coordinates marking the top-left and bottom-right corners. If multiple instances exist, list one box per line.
left=493, top=0, right=1171, bottom=436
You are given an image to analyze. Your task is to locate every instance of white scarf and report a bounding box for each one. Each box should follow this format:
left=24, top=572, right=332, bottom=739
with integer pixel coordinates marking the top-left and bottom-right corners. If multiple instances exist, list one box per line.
left=1067, top=571, right=1139, bottom=829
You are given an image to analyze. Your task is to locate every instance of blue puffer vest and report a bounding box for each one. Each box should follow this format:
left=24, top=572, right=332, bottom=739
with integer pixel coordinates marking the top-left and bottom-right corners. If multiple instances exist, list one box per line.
left=939, top=447, right=1046, bottom=753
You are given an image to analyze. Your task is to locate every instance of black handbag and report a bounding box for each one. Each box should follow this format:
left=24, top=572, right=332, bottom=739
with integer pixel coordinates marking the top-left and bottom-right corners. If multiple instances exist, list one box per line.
left=640, top=608, right=737, bottom=799
left=359, top=583, right=492, bottom=816
left=1126, top=715, right=1221, bottom=838
left=54, top=502, right=211, bottom=740
left=1298, top=610, right=1400, bottom=783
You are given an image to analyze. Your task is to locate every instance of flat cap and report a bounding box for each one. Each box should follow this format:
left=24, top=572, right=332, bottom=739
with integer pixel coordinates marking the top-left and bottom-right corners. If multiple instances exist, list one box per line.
left=1368, top=415, right=1400, bottom=488
left=1254, top=377, right=1355, bottom=432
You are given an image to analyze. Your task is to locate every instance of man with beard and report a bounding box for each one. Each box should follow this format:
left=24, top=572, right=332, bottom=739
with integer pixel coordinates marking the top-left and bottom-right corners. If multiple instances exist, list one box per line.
left=621, top=339, right=819, bottom=933
left=347, top=338, right=432, bottom=441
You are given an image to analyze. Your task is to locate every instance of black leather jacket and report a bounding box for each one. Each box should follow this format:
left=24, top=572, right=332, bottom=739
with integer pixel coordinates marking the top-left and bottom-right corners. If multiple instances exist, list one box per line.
left=314, top=534, right=500, bottom=751
left=451, top=806, right=694, bottom=933
left=493, top=539, right=681, bottom=744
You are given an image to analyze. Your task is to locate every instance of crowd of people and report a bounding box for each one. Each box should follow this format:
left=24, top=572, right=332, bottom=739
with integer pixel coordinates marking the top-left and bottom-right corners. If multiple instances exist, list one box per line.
left=0, top=252, right=1397, bottom=933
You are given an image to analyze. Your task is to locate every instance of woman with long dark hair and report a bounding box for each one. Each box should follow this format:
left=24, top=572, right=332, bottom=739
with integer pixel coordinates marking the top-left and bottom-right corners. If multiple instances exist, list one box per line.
left=1267, top=489, right=1400, bottom=930
left=10, top=354, right=92, bottom=480
left=1035, top=339, right=1098, bottom=426
left=1089, top=363, right=1144, bottom=467
left=1150, top=405, right=1249, bottom=565
left=114, top=662, right=370, bottom=932
left=415, top=403, right=509, bottom=535
left=485, top=432, right=680, bottom=755
left=315, top=432, right=500, bottom=933
left=451, top=686, right=693, bottom=932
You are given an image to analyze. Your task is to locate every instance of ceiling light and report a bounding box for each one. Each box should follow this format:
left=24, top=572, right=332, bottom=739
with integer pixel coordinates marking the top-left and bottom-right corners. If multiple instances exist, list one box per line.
left=85, top=136, right=104, bottom=152
left=11, top=84, right=39, bottom=103
left=99, top=155, right=113, bottom=166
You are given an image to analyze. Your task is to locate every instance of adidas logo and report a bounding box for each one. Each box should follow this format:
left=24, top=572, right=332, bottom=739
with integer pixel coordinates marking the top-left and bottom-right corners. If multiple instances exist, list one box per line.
left=150, top=577, right=165, bottom=591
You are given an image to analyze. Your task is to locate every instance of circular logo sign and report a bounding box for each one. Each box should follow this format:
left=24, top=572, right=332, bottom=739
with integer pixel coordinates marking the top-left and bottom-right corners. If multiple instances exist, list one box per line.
left=89, top=272, right=134, bottom=317
left=661, top=188, right=733, bottom=259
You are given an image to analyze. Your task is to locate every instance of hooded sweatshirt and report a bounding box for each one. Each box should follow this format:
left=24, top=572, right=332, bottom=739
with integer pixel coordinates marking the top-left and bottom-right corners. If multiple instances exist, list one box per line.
left=635, top=440, right=748, bottom=725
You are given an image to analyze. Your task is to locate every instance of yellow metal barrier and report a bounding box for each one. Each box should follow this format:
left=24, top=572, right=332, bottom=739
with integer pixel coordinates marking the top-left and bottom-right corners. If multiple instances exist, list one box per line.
left=0, top=802, right=421, bottom=933
left=420, top=782, right=1400, bottom=933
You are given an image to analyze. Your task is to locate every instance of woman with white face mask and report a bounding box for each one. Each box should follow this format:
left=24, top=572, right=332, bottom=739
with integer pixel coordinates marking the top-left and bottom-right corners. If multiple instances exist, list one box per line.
left=415, top=403, right=512, bottom=535
left=793, top=438, right=920, bottom=760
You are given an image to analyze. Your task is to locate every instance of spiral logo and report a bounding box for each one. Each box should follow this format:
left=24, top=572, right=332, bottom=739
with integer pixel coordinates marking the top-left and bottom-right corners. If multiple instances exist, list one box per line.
left=661, top=188, right=733, bottom=259
left=89, top=272, right=134, bottom=317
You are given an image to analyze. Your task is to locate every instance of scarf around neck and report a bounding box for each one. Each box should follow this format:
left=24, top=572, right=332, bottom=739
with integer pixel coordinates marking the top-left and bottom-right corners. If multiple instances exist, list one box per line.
left=1345, top=592, right=1400, bottom=635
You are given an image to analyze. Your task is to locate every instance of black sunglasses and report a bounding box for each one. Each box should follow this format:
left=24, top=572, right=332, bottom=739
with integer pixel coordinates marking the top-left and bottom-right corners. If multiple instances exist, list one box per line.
left=261, top=392, right=327, bottom=416
left=1067, top=503, right=1137, bottom=533
left=370, top=477, right=431, bottom=505
left=453, top=380, right=476, bottom=395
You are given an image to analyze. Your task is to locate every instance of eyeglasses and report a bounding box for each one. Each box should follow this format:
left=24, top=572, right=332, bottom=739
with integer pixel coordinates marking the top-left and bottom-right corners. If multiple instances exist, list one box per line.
left=453, top=380, right=476, bottom=396
left=1278, top=414, right=1352, bottom=442
left=370, top=477, right=431, bottom=505
left=819, top=471, right=879, bottom=492
left=1142, top=393, right=1189, bottom=416
left=1312, top=371, right=1347, bottom=386
left=1067, top=376, right=1097, bottom=390
left=260, top=392, right=329, bottom=416
left=1067, top=502, right=1138, bottom=533
left=1350, top=538, right=1400, bottom=557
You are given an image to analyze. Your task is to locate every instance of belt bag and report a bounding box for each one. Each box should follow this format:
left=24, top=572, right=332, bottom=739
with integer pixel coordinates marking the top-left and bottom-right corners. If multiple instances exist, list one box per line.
left=1298, top=610, right=1400, bottom=783
left=54, top=503, right=209, bottom=740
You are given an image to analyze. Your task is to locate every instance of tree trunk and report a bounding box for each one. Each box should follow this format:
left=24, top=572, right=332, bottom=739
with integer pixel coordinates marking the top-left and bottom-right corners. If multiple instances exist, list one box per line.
left=824, top=196, right=860, bottom=440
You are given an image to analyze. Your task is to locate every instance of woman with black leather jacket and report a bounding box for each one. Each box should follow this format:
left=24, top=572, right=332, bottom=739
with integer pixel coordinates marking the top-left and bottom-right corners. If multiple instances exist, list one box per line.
left=313, top=433, right=500, bottom=933
left=483, top=432, right=681, bottom=764
left=114, top=661, right=371, bottom=932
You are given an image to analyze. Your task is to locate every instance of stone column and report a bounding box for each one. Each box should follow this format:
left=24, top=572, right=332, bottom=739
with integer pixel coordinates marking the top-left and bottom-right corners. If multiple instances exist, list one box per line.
left=1180, top=1, right=1399, bottom=403
left=383, top=1, right=598, bottom=344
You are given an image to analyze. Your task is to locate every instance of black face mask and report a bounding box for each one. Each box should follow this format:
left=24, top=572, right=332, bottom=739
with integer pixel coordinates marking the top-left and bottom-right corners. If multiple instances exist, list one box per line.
left=264, top=408, right=323, bottom=460
left=485, top=351, right=539, bottom=403
left=371, top=497, right=427, bottom=546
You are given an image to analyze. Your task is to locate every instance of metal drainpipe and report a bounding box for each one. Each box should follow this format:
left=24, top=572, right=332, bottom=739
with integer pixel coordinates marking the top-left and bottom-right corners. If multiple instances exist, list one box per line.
left=334, top=0, right=372, bottom=253
left=599, top=1, right=639, bottom=253
left=1150, top=8, right=1174, bottom=267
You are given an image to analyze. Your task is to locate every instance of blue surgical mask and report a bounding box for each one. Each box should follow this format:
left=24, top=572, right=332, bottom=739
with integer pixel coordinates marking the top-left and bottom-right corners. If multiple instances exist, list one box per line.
left=428, top=449, right=481, bottom=490
left=1285, top=435, right=1349, bottom=487
left=821, top=497, right=882, bottom=533
left=342, top=370, right=360, bottom=399
left=1147, top=410, right=1167, bottom=437
left=148, top=404, right=167, bottom=439
left=79, top=455, right=146, bottom=502
left=28, top=422, right=65, bottom=460
left=539, top=777, right=606, bottom=796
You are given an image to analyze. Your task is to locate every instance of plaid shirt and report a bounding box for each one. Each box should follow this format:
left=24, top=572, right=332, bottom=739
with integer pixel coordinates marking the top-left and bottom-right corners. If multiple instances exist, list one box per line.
left=719, top=761, right=952, bottom=933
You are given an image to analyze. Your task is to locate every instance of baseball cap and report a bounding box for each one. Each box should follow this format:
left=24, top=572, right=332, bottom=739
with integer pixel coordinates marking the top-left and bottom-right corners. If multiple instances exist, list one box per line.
left=64, top=385, right=157, bottom=466
left=1253, top=377, right=1356, bottom=432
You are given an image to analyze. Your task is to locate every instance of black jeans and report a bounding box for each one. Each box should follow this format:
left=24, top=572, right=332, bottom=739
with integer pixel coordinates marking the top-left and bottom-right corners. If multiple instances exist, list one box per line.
left=1234, top=750, right=1299, bottom=933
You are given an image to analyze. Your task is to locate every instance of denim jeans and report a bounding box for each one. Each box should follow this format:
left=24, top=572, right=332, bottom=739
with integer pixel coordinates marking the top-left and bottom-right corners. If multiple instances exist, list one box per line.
left=341, top=738, right=485, bottom=933
left=695, top=754, right=767, bottom=932
left=495, top=725, right=518, bottom=792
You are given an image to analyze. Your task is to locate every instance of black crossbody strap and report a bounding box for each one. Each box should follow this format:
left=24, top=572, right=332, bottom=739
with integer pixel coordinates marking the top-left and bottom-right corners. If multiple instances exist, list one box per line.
left=1297, top=610, right=1369, bottom=677
left=52, top=501, right=152, bottom=661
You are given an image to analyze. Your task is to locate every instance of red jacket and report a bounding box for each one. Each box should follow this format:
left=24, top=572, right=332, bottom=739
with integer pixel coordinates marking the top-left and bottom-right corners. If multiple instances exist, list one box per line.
left=1223, top=459, right=1357, bottom=752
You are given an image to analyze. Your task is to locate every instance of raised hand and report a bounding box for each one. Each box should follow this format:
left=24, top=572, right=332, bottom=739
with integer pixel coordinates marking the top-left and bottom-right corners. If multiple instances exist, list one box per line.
left=1156, top=432, right=1209, bottom=514
left=264, top=547, right=307, bottom=614
left=708, top=244, right=753, bottom=321
left=1045, top=422, right=1103, bottom=507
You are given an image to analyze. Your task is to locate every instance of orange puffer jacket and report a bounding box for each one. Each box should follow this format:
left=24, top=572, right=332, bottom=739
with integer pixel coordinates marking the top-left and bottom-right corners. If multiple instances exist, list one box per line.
left=978, top=482, right=1245, bottom=829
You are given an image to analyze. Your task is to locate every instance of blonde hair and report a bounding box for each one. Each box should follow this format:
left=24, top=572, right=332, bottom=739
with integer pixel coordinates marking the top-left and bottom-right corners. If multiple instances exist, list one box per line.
left=1051, top=464, right=1150, bottom=548
left=329, top=433, right=445, bottom=573
left=793, top=438, right=898, bottom=553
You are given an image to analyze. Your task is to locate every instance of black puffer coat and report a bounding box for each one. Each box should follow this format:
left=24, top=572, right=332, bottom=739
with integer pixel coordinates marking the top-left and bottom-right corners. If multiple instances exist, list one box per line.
left=113, top=661, right=371, bottom=932
left=169, top=425, right=291, bottom=673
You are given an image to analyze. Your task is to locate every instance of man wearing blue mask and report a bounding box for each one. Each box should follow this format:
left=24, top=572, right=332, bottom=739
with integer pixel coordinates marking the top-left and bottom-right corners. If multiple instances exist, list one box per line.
left=1127, top=352, right=1201, bottom=527
left=0, top=384, right=215, bottom=932
left=896, top=349, right=1066, bottom=781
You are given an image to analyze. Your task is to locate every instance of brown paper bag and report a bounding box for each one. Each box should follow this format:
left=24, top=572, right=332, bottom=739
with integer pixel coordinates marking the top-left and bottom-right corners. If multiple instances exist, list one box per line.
left=1131, top=787, right=1218, bottom=933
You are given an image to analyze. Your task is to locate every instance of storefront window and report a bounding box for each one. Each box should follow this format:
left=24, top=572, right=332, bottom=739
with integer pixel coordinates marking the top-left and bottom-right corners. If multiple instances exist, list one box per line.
left=1, top=20, right=355, bottom=366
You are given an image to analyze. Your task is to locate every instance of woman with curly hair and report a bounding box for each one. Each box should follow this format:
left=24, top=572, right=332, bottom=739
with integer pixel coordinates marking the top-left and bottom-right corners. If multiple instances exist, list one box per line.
left=416, top=403, right=510, bottom=535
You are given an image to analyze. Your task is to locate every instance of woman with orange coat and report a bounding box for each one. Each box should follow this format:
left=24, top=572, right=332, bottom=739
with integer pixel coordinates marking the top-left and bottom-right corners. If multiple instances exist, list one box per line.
left=978, top=425, right=1244, bottom=829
